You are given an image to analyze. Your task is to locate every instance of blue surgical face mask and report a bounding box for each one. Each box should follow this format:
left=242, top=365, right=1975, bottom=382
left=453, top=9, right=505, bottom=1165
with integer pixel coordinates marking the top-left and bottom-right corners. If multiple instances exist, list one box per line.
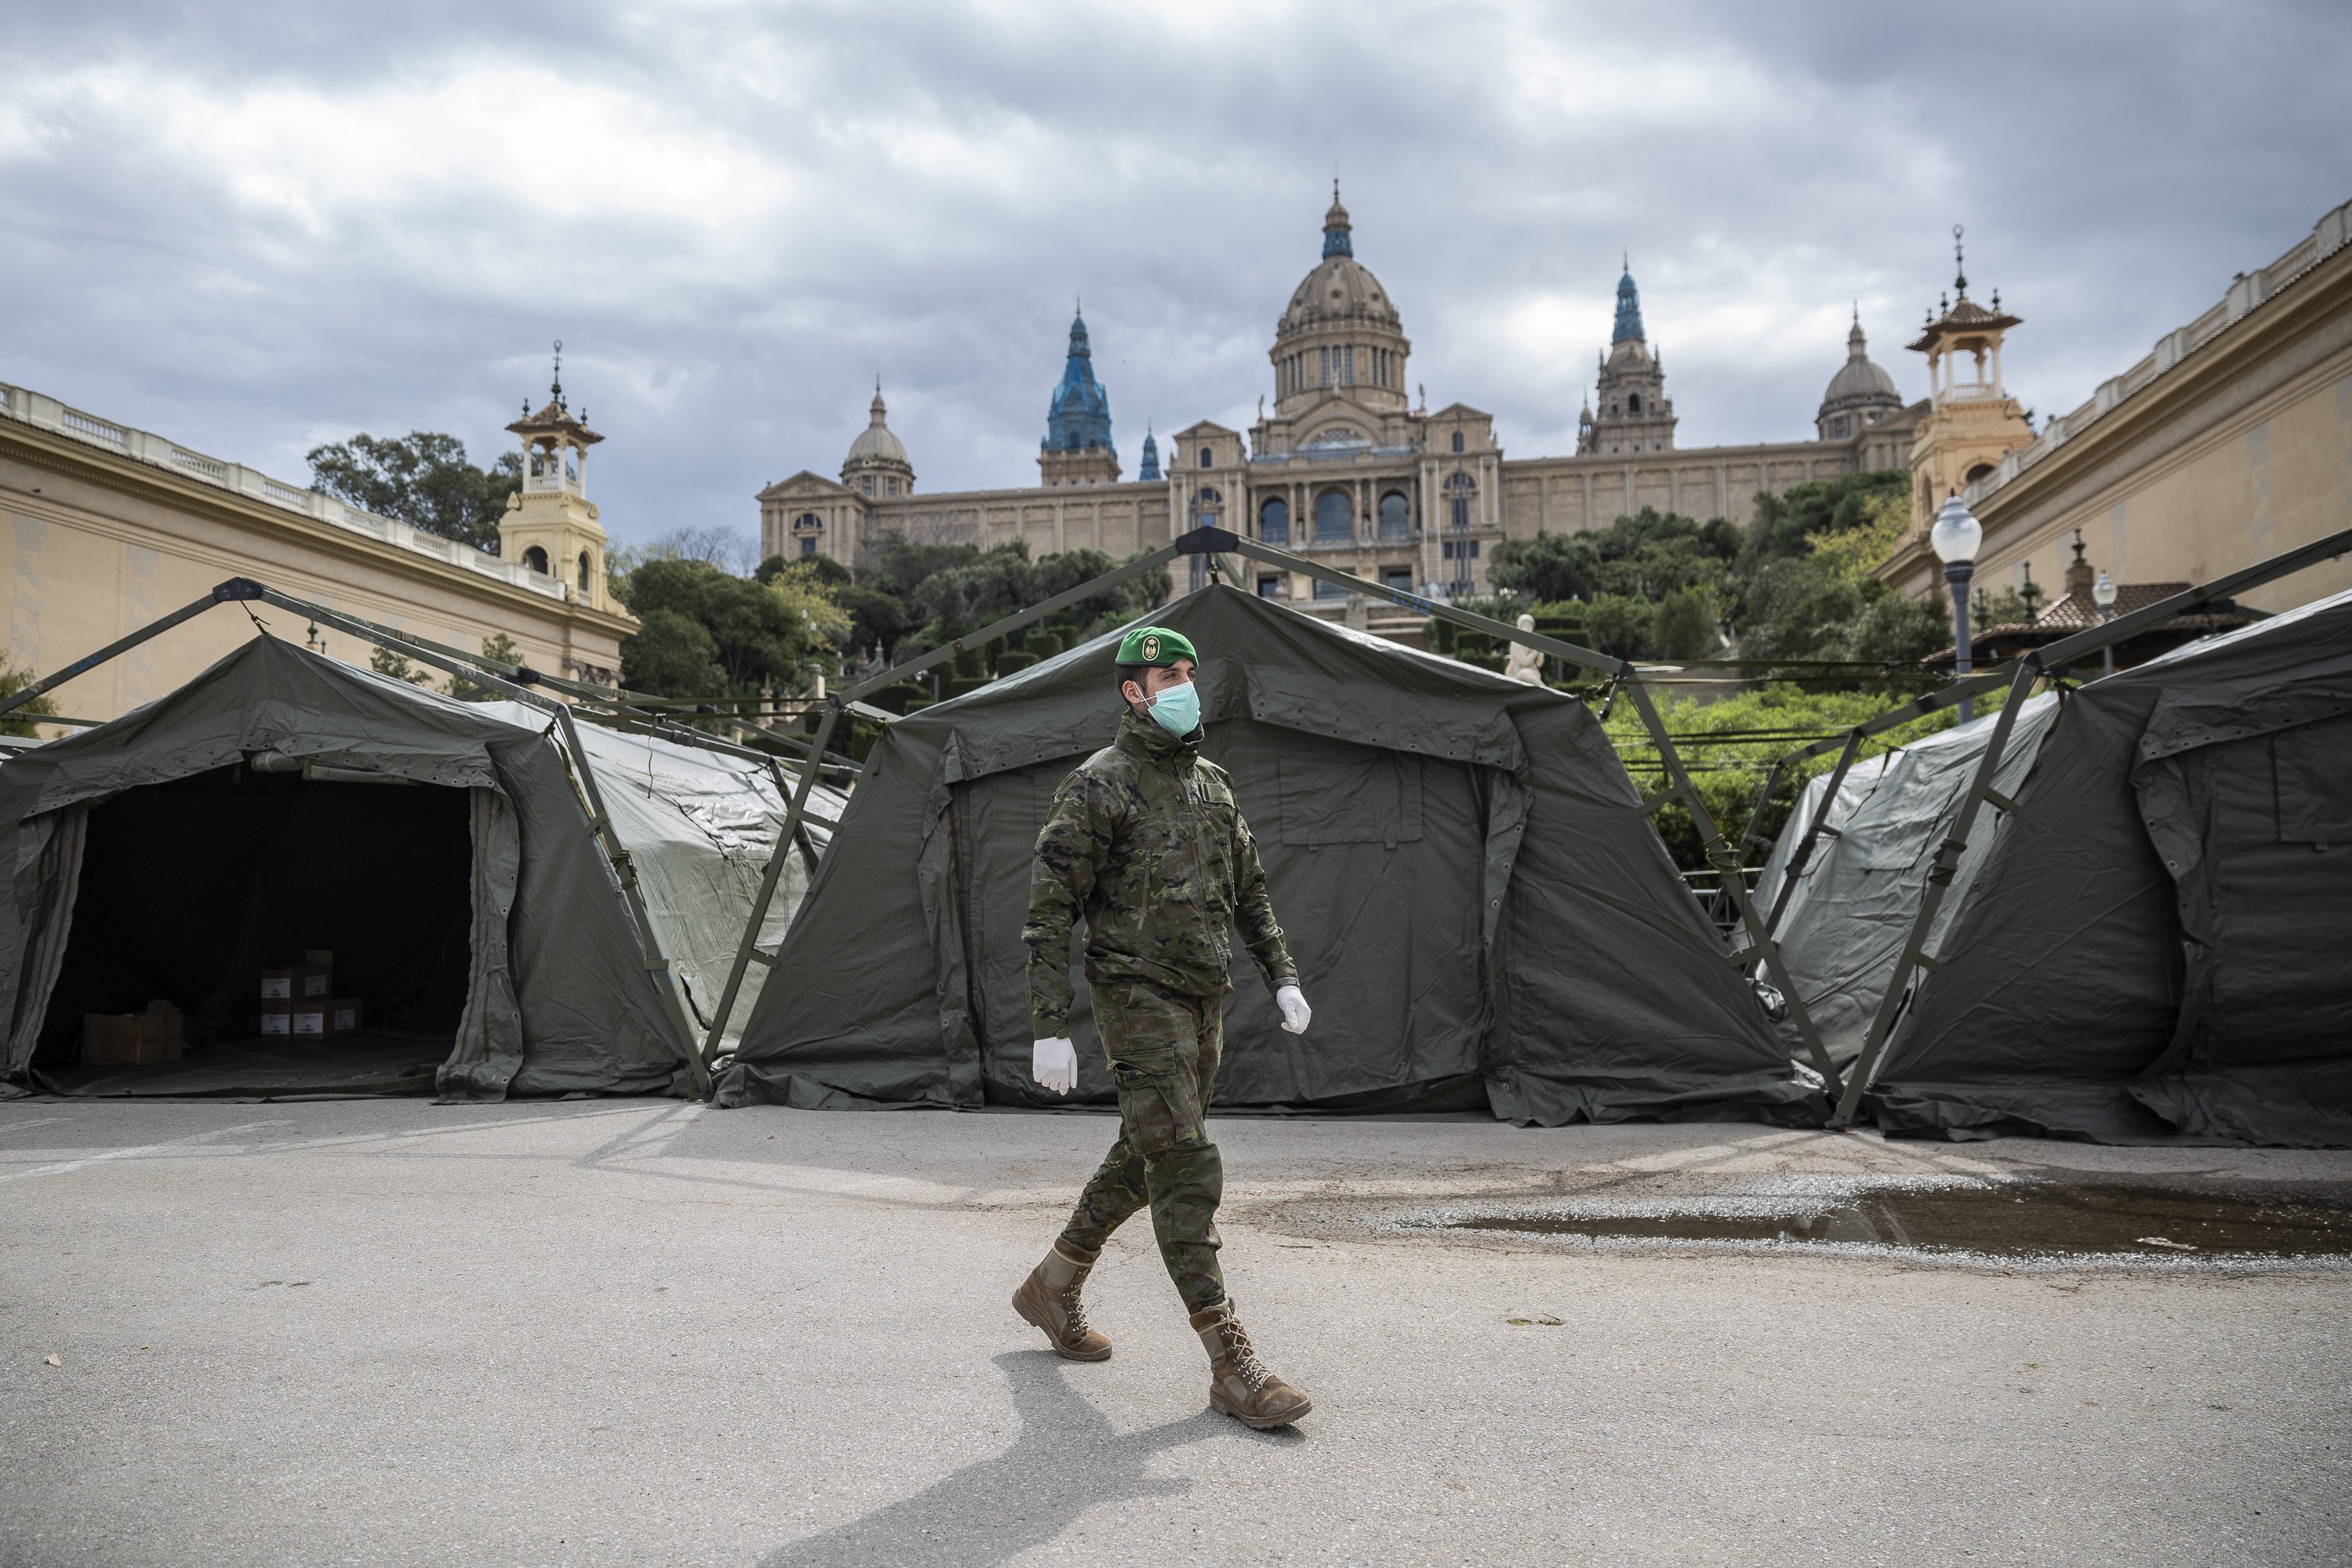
left=1146, top=678, right=1200, bottom=738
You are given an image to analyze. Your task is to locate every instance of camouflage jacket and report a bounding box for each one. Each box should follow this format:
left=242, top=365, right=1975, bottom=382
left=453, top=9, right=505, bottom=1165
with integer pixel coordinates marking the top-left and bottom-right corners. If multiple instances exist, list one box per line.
left=1025, top=708, right=1295, bottom=1034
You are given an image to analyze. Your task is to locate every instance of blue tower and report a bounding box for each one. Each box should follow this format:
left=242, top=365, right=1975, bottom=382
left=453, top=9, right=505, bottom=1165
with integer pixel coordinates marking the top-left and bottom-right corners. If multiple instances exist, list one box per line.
left=1612, top=263, right=1646, bottom=344
left=1039, top=309, right=1120, bottom=485
left=1138, top=426, right=1160, bottom=481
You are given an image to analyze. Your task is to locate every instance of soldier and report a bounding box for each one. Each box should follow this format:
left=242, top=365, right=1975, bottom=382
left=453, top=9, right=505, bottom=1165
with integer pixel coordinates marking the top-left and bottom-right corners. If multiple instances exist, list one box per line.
left=1011, top=625, right=1315, bottom=1429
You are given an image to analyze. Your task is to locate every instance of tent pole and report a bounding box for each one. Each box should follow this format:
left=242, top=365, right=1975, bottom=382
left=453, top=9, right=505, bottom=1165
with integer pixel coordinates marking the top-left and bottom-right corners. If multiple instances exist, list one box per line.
left=1617, top=674, right=1844, bottom=1098
left=837, top=542, right=1185, bottom=706
left=699, top=703, right=841, bottom=1072
left=1717, top=756, right=1788, bottom=927
left=1831, top=657, right=2043, bottom=1126
left=546, top=701, right=714, bottom=1099
left=1224, top=534, right=1621, bottom=678
left=1760, top=729, right=1863, bottom=939
left=0, top=580, right=256, bottom=720
left=1761, top=522, right=2352, bottom=778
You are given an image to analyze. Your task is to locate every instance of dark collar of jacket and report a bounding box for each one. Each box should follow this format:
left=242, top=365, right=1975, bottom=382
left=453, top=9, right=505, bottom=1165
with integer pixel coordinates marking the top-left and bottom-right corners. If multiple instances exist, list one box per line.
left=1113, top=706, right=1202, bottom=768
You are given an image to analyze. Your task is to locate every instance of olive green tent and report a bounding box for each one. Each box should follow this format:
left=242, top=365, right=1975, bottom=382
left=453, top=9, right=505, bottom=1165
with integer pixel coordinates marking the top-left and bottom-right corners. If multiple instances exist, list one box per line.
left=717, top=584, right=1809, bottom=1123
left=1, top=637, right=698, bottom=1099
left=1866, top=587, right=2352, bottom=1145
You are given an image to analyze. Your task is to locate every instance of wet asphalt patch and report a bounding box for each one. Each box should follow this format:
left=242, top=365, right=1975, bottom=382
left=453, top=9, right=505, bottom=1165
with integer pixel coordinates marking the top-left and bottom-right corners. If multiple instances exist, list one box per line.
left=1273, top=1172, right=2352, bottom=1272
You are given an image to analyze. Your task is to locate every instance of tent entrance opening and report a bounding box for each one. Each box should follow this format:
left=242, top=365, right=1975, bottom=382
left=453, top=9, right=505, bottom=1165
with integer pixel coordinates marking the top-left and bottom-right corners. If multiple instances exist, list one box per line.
left=35, top=765, right=474, bottom=1096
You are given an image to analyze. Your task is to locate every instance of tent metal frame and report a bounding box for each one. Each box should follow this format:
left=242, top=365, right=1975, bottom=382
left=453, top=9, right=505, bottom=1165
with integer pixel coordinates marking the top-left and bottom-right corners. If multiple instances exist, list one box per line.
left=0, top=575, right=859, bottom=1099
left=1726, top=524, right=2352, bottom=1123
left=695, top=527, right=1847, bottom=1099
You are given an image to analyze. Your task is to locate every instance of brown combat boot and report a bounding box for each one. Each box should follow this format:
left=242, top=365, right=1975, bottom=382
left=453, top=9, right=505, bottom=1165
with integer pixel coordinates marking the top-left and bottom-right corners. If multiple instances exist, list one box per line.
left=1189, top=1299, right=1311, bottom=1428
left=1012, top=1239, right=1112, bottom=1360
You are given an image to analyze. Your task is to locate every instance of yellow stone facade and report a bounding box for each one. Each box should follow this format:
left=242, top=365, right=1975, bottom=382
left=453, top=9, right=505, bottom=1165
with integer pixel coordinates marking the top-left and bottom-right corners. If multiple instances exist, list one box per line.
left=0, top=381, right=637, bottom=730
left=1878, top=199, right=2352, bottom=615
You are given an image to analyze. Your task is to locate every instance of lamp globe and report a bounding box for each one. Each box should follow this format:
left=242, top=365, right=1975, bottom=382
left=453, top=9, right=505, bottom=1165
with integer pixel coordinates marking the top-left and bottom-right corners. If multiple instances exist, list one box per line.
left=1930, top=494, right=1983, bottom=565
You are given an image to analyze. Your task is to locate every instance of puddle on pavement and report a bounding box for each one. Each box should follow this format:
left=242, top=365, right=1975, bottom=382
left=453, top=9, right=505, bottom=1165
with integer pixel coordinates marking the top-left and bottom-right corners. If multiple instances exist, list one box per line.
left=1403, top=1180, right=2352, bottom=1266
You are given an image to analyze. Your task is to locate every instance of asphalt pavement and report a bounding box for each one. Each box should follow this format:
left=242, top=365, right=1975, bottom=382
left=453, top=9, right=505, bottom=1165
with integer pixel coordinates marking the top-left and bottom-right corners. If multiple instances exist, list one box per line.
left=2, top=1100, right=2346, bottom=1566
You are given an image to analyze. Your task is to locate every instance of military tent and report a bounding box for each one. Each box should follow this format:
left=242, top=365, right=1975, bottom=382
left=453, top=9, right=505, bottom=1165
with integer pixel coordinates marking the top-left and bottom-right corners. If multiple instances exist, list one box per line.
left=1866, top=588, right=2352, bottom=1145
left=470, top=702, right=845, bottom=1056
left=717, top=583, right=1808, bottom=1123
left=0, top=637, right=716, bottom=1100
left=1749, top=693, right=2063, bottom=1072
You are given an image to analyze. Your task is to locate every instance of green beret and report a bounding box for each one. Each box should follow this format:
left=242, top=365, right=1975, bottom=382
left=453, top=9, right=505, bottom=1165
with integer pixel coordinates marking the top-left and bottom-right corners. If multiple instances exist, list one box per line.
left=1114, top=626, right=1196, bottom=667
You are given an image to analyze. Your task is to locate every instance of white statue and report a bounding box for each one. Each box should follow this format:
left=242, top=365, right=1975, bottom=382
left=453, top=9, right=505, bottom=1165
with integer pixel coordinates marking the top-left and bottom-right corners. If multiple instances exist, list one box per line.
left=1503, top=612, right=1545, bottom=686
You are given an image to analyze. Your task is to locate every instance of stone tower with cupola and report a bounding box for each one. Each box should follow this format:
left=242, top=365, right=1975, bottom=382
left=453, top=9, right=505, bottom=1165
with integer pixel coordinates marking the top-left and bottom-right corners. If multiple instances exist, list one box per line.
left=1268, top=183, right=1413, bottom=423
left=1579, top=263, right=1678, bottom=456
left=500, top=347, right=612, bottom=611
left=1040, top=310, right=1121, bottom=486
left=1906, top=226, right=2033, bottom=528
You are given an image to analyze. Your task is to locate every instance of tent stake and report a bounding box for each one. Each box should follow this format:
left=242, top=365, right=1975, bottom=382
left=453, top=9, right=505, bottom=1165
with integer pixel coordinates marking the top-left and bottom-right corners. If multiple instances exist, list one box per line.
left=1831, top=657, right=2043, bottom=1126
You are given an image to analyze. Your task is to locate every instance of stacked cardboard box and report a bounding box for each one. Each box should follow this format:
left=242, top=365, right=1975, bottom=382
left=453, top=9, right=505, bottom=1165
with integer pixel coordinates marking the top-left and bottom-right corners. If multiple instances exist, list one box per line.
left=82, top=1001, right=183, bottom=1065
left=260, top=952, right=360, bottom=1040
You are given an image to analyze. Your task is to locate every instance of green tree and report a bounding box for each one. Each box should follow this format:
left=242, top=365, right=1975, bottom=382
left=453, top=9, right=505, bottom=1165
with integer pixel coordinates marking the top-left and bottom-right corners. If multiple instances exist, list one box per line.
left=307, top=432, right=522, bottom=553
left=449, top=633, right=523, bottom=701
left=1648, top=587, right=1721, bottom=660
left=621, top=608, right=724, bottom=695
left=369, top=645, right=434, bottom=685
left=0, top=656, right=59, bottom=739
left=617, top=557, right=841, bottom=698
left=1744, top=470, right=1909, bottom=564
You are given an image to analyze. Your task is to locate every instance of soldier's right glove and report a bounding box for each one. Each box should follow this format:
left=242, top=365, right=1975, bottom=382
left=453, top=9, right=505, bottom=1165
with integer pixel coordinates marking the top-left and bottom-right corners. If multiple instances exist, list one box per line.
left=1275, top=984, right=1312, bottom=1036
left=1032, top=1036, right=1079, bottom=1095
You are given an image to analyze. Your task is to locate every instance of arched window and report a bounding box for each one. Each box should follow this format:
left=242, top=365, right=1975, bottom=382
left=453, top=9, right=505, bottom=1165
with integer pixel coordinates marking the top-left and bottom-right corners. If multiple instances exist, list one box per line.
left=1629, top=393, right=1642, bottom=414
left=1259, top=496, right=1290, bottom=545
left=1314, top=489, right=1352, bottom=543
left=799, top=512, right=822, bottom=531
left=1450, top=430, right=1464, bottom=454
left=1199, top=446, right=1213, bottom=469
left=1443, top=471, right=1476, bottom=532
left=861, top=477, right=873, bottom=496
left=886, top=477, right=898, bottom=495
left=577, top=551, right=591, bottom=592
left=1965, top=462, right=1995, bottom=485
left=1378, top=491, right=1410, bottom=539
left=522, top=545, right=550, bottom=575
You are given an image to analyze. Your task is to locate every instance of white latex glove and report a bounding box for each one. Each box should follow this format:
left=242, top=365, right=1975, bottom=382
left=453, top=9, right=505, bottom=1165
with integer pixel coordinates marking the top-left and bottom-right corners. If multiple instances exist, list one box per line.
left=1275, top=984, right=1312, bottom=1036
left=1032, top=1036, right=1078, bottom=1095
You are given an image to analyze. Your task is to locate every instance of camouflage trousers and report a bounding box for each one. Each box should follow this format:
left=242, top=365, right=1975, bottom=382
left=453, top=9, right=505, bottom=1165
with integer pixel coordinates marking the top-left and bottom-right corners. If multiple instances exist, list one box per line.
left=1058, top=979, right=1226, bottom=1314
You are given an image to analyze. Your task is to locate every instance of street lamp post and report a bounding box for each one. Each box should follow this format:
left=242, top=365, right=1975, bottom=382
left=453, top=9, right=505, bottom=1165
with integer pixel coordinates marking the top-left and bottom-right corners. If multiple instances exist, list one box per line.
left=1930, top=493, right=1984, bottom=724
left=2093, top=570, right=2118, bottom=677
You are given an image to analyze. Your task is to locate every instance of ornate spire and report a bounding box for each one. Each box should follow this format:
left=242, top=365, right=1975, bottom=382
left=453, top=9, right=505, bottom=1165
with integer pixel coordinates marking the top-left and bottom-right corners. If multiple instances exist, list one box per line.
left=1322, top=180, right=1353, bottom=260
left=1612, top=263, right=1646, bottom=344
left=1139, top=423, right=1160, bottom=481
left=1043, top=308, right=1113, bottom=455
left=869, top=376, right=887, bottom=425
left=1848, top=306, right=1869, bottom=359
left=1953, top=223, right=1969, bottom=299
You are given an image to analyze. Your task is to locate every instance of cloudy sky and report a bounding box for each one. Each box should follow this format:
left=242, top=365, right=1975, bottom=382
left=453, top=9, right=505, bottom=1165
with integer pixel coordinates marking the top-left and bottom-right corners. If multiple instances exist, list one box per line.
left=5, top=1, right=2347, bottom=555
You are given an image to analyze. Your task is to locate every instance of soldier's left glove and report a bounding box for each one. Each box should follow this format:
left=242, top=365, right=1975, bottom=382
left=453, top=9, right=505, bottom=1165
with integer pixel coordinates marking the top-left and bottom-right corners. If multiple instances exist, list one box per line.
left=1275, top=984, right=1312, bottom=1035
left=1032, top=1036, right=1079, bottom=1095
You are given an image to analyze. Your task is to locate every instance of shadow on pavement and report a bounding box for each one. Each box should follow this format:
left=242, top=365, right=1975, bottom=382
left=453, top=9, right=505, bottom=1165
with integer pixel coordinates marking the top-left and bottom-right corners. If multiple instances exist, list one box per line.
left=759, top=1349, right=1287, bottom=1566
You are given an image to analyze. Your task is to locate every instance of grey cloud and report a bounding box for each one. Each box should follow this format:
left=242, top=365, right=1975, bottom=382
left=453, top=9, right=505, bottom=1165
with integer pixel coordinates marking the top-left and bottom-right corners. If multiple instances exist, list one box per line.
left=2, top=1, right=2343, bottom=552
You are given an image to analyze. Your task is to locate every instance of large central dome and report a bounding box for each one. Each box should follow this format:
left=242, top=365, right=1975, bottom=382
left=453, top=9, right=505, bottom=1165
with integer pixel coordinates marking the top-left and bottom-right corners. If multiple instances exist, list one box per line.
left=1269, top=186, right=1411, bottom=419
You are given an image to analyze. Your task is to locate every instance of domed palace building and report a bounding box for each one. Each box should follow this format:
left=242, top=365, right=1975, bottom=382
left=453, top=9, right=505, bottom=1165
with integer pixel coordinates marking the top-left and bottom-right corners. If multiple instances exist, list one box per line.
left=757, top=187, right=1922, bottom=632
